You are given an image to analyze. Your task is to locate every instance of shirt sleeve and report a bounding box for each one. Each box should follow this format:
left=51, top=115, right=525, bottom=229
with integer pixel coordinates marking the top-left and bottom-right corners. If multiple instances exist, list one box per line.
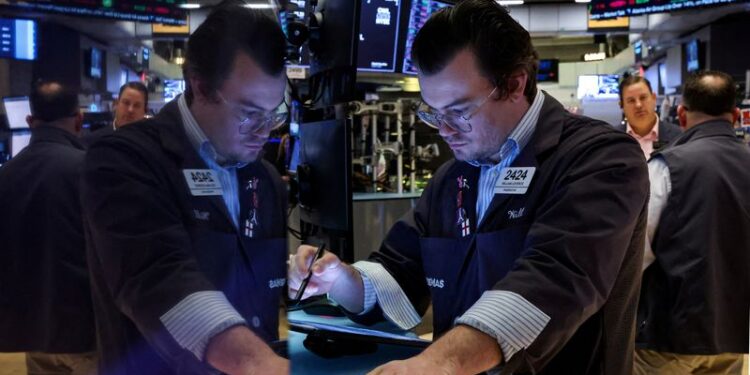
left=643, top=157, right=672, bottom=270
left=351, top=261, right=421, bottom=330
left=160, top=291, right=247, bottom=360
left=455, top=291, right=551, bottom=361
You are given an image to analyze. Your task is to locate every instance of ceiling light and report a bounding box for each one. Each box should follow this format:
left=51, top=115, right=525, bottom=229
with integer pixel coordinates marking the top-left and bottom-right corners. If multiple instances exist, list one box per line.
left=179, top=3, right=201, bottom=9
left=575, top=0, right=592, bottom=3
left=497, top=0, right=524, bottom=5
left=244, top=3, right=276, bottom=9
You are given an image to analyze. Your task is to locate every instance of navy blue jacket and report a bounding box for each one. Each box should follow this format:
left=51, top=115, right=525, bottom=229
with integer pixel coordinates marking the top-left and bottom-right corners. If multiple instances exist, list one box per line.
left=82, top=100, right=288, bottom=374
left=0, top=126, right=94, bottom=353
left=357, top=94, right=649, bottom=375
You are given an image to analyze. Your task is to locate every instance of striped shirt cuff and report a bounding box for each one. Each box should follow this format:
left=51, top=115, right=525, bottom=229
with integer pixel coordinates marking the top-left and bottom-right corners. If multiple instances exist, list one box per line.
left=359, top=272, right=378, bottom=314
left=160, top=291, right=247, bottom=361
left=352, top=261, right=421, bottom=330
left=455, top=290, right=550, bottom=362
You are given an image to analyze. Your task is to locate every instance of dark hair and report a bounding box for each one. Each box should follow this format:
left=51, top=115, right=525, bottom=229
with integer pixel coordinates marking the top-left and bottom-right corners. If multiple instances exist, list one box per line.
left=411, top=0, right=538, bottom=103
left=183, top=3, right=286, bottom=103
left=618, top=75, right=653, bottom=103
left=119, top=81, right=149, bottom=108
left=682, top=70, right=736, bottom=116
left=29, top=80, right=79, bottom=122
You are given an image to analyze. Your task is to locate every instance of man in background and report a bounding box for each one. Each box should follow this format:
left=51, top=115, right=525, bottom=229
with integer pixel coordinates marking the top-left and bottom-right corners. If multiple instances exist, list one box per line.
left=616, top=76, right=682, bottom=158
left=637, top=70, right=749, bottom=374
left=0, top=80, right=97, bottom=374
left=82, top=81, right=148, bottom=146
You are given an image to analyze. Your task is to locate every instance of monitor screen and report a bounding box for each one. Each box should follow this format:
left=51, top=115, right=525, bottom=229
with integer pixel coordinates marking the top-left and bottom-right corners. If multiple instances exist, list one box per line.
left=163, top=79, right=185, bottom=101
left=11, top=131, right=31, bottom=157
left=3, top=1, right=187, bottom=25
left=357, top=0, right=402, bottom=72
left=0, top=18, right=37, bottom=61
left=402, top=0, right=452, bottom=75
left=537, top=59, right=559, bottom=82
left=685, top=39, right=700, bottom=72
left=3, top=96, right=31, bottom=129
left=577, top=74, right=620, bottom=99
left=89, top=47, right=103, bottom=78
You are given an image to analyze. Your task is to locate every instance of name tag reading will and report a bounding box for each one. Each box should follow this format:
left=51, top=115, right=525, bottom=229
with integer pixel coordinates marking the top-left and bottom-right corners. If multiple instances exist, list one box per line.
left=494, top=167, right=536, bottom=195
left=183, top=169, right=223, bottom=196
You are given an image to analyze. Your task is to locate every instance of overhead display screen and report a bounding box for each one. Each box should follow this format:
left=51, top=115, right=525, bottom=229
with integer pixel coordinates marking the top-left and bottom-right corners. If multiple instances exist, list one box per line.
left=590, top=0, right=749, bottom=20
left=0, top=18, right=36, bottom=61
left=357, top=0, right=402, bottom=72
left=402, top=0, right=451, bottom=75
left=2, top=0, right=187, bottom=25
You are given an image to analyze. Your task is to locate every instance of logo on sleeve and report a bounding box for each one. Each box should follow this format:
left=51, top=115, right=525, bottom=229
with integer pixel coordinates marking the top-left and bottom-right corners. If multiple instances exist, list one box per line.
left=426, top=277, right=445, bottom=289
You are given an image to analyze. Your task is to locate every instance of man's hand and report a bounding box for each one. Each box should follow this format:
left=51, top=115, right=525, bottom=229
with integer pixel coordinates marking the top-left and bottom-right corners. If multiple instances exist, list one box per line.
left=205, top=325, right=289, bottom=375
left=367, top=354, right=458, bottom=375
left=288, top=245, right=365, bottom=313
left=367, top=325, right=503, bottom=375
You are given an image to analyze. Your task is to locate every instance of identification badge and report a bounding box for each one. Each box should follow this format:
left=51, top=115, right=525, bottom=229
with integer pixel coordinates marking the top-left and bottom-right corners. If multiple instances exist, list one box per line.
left=494, top=167, right=536, bottom=195
left=183, top=169, right=223, bottom=196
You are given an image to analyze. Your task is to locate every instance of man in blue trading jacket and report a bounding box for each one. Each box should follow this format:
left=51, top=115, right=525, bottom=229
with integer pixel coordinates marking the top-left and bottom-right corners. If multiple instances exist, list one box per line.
left=636, top=71, right=749, bottom=374
left=0, top=80, right=97, bottom=374
left=614, top=76, right=682, bottom=159
left=82, top=5, right=289, bottom=375
left=289, top=1, right=649, bottom=374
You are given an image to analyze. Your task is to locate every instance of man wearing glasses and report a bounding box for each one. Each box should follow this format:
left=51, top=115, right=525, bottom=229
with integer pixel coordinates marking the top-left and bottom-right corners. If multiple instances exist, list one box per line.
left=82, top=5, right=289, bottom=375
left=289, top=0, right=649, bottom=374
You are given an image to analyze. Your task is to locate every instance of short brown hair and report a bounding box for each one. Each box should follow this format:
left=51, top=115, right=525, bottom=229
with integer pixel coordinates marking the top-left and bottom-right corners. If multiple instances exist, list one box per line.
left=618, top=75, right=653, bottom=103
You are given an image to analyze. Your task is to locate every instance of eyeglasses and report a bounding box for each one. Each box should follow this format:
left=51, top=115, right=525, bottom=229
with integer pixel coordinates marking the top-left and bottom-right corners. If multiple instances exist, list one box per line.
left=216, top=91, right=288, bottom=135
left=416, top=86, right=498, bottom=133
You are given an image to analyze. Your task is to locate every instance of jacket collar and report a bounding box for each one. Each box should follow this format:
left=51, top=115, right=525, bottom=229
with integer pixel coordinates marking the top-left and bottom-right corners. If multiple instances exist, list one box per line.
left=667, top=119, right=735, bottom=148
left=30, top=125, right=84, bottom=150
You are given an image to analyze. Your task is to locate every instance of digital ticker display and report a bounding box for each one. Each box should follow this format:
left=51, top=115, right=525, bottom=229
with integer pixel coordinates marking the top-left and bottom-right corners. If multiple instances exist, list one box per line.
left=590, top=0, right=749, bottom=20
left=2, top=0, right=187, bottom=25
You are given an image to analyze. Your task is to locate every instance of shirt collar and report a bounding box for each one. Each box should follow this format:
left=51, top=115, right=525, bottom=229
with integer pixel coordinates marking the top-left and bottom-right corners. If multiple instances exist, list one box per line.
left=626, top=113, right=660, bottom=139
left=177, top=95, right=246, bottom=169
left=468, top=90, right=545, bottom=167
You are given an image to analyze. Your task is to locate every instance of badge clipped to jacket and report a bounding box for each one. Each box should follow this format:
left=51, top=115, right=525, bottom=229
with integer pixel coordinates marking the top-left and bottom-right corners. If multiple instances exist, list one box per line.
left=494, top=167, right=536, bottom=195
left=183, top=169, right=223, bottom=196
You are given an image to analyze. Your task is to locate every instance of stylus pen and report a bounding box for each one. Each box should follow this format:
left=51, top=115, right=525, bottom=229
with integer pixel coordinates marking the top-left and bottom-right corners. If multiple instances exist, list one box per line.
left=293, top=243, right=327, bottom=305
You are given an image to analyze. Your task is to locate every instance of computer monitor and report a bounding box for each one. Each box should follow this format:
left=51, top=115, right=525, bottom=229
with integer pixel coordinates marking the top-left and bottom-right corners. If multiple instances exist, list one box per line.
left=685, top=39, right=701, bottom=73
left=401, top=0, right=452, bottom=75
left=3, top=96, right=31, bottom=129
left=0, top=18, right=37, bottom=61
left=356, top=0, right=402, bottom=72
left=88, top=47, right=103, bottom=78
left=537, top=59, right=559, bottom=83
left=11, top=131, right=31, bottom=157
left=577, top=75, right=620, bottom=99
left=297, top=118, right=354, bottom=262
left=163, top=79, right=186, bottom=101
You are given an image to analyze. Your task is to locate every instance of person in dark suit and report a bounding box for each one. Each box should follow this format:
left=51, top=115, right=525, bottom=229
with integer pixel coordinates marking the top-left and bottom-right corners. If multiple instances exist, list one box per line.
left=615, top=76, right=682, bottom=158
left=636, top=70, right=749, bottom=374
left=289, top=1, right=649, bottom=374
left=81, top=81, right=148, bottom=147
left=0, top=80, right=97, bottom=374
left=81, top=5, right=289, bottom=375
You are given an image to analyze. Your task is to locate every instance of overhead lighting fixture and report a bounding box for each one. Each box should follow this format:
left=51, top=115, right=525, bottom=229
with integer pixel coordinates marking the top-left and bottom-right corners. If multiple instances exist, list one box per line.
left=584, top=52, right=607, bottom=61
left=244, top=3, right=277, bottom=9
left=497, top=0, right=524, bottom=5
left=178, top=3, right=201, bottom=9
left=575, top=0, right=591, bottom=3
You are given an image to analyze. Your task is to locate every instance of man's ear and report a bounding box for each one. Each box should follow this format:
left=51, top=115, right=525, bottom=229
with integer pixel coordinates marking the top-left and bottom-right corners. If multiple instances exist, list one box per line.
left=677, top=105, right=688, bottom=129
left=507, top=71, right=527, bottom=103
